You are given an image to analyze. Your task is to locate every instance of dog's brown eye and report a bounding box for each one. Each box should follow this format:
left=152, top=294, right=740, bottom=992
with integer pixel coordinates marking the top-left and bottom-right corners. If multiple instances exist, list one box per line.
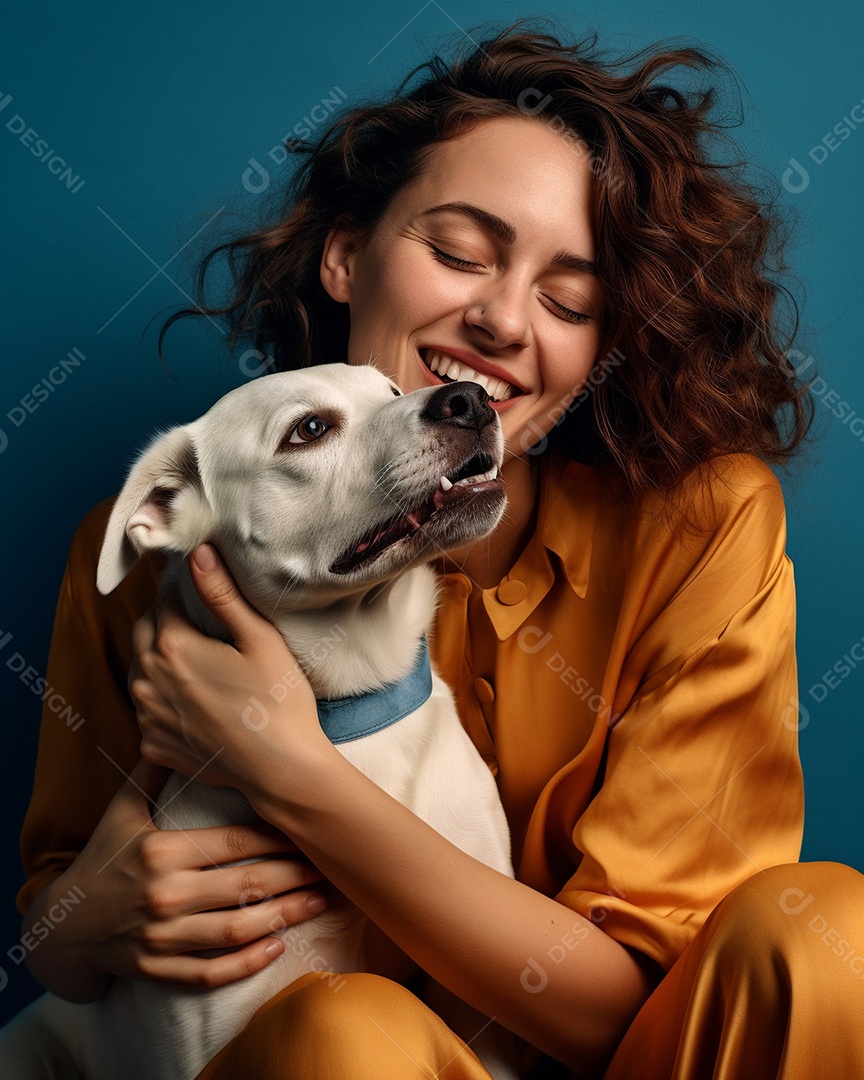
left=287, top=416, right=330, bottom=444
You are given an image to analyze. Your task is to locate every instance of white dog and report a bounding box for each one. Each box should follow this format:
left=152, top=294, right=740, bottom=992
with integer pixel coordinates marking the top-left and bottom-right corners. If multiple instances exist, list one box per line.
left=3, top=364, right=518, bottom=1080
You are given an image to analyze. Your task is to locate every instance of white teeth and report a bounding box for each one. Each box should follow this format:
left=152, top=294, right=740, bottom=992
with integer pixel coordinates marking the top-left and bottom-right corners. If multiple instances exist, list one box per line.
left=472, top=372, right=493, bottom=396
left=440, top=475, right=453, bottom=491
left=424, top=350, right=516, bottom=402
left=452, top=465, right=499, bottom=487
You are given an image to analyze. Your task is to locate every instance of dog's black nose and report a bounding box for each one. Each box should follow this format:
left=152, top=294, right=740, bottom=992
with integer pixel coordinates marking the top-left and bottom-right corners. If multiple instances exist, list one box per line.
left=420, top=382, right=496, bottom=431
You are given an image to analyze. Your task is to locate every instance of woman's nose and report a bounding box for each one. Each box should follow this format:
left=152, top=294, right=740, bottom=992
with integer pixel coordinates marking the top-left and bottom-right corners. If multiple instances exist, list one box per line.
left=464, top=277, right=530, bottom=348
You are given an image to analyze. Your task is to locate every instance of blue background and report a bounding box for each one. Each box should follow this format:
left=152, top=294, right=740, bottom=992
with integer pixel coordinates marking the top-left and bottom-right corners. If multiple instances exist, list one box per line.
left=1, top=0, right=861, bottom=1023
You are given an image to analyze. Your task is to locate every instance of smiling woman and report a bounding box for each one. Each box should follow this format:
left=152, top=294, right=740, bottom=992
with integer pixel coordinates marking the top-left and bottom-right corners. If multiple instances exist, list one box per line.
left=7, top=18, right=864, bottom=1080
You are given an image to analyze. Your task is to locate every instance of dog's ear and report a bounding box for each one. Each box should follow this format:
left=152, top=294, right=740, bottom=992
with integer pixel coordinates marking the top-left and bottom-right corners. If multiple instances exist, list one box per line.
left=97, top=425, right=214, bottom=595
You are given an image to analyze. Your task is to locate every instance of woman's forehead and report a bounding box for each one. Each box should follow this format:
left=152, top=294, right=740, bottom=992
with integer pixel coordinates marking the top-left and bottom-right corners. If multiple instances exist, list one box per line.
left=391, top=116, right=596, bottom=247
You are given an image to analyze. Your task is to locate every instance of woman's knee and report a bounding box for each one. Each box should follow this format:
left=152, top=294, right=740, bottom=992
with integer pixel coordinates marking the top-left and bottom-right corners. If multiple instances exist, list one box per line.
left=199, top=972, right=478, bottom=1080
left=702, top=861, right=864, bottom=988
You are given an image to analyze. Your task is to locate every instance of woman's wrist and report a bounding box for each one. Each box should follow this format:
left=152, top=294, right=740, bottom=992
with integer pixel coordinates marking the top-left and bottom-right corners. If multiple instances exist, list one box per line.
left=242, top=722, right=340, bottom=828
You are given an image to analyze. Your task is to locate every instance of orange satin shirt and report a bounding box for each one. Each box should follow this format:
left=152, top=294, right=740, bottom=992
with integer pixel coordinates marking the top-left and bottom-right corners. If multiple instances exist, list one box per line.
left=16, top=450, right=804, bottom=971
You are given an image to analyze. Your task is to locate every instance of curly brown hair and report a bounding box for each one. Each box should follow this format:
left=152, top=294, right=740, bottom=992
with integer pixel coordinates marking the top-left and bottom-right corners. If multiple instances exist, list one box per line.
left=159, top=20, right=814, bottom=497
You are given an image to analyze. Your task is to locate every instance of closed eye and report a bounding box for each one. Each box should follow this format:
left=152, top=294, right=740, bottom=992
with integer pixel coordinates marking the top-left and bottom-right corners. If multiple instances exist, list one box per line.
left=541, top=296, right=591, bottom=324
left=429, top=244, right=481, bottom=270
left=429, top=245, right=592, bottom=325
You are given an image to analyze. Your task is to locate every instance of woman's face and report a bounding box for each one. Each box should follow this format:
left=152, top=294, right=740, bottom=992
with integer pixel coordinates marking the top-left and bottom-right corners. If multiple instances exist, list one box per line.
left=320, top=114, right=603, bottom=456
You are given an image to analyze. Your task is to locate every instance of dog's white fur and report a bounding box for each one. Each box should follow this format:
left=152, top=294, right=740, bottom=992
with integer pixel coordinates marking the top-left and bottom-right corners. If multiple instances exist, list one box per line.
left=2, top=365, right=519, bottom=1080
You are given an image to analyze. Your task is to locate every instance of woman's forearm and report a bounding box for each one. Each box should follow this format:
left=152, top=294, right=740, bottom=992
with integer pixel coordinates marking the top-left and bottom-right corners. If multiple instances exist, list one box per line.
left=251, top=742, right=659, bottom=1074
left=22, top=871, right=114, bottom=1003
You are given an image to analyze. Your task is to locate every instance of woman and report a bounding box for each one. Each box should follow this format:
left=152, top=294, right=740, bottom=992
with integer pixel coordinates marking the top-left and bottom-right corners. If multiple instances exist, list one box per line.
left=13, top=23, right=864, bottom=1080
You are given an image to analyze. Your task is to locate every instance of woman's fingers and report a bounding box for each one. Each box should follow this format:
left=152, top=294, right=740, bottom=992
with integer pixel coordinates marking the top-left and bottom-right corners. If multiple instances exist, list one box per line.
left=140, top=821, right=305, bottom=874
left=188, top=544, right=277, bottom=653
left=179, top=821, right=304, bottom=865
left=169, top=854, right=326, bottom=917
left=138, top=886, right=329, bottom=957
left=137, top=935, right=291, bottom=989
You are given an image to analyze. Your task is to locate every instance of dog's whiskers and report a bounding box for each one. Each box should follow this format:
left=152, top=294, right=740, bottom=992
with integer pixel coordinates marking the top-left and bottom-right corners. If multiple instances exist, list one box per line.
left=267, top=571, right=300, bottom=621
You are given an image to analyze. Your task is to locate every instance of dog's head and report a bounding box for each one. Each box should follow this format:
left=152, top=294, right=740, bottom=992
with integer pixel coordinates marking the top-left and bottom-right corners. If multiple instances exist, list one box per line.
left=97, top=364, right=505, bottom=613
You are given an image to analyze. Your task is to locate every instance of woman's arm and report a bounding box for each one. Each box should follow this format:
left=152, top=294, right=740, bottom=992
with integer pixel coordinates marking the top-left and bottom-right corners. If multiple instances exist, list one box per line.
left=21, top=758, right=329, bottom=1002
left=133, top=547, right=661, bottom=1075
left=17, top=504, right=330, bottom=1003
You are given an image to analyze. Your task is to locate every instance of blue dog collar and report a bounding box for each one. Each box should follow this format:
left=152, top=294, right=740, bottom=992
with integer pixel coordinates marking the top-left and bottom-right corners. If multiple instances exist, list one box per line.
left=316, top=637, right=433, bottom=744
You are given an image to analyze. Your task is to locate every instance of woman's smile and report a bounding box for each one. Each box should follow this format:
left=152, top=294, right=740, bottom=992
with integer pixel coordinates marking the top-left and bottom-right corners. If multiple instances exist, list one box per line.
left=416, top=346, right=526, bottom=411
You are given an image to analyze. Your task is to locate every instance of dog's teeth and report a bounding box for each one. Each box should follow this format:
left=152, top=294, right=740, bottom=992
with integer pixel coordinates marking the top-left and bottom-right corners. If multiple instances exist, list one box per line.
left=440, top=475, right=453, bottom=491
left=452, top=467, right=499, bottom=487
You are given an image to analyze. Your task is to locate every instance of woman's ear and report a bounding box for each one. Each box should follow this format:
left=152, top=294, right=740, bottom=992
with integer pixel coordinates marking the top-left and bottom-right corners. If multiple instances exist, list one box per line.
left=320, top=218, right=363, bottom=303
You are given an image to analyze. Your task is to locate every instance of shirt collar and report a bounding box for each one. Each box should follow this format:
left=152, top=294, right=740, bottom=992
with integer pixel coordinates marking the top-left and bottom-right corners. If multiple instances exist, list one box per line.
left=479, top=452, right=602, bottom=641
left=540, top=453, right=602, bottom=599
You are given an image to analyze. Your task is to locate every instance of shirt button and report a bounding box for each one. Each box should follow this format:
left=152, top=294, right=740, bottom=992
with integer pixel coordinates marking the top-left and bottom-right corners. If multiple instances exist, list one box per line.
left=496, top=580, right=527, bottom=605
left=474, top=677, right=495, bottom=704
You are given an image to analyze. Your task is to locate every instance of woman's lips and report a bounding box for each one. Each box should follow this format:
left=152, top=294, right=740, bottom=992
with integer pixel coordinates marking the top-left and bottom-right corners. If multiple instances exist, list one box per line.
left=417, top=348, right=525, bottom=412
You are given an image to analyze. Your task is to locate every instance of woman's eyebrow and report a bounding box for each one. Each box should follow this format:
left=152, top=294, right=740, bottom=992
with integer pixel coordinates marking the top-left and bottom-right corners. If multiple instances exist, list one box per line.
left=415, top=201, right=598, bottom=276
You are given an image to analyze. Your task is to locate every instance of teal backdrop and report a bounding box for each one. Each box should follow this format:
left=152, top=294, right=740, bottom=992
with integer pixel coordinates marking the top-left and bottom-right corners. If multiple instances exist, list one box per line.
left=1, top=0, right=861, bottom=1021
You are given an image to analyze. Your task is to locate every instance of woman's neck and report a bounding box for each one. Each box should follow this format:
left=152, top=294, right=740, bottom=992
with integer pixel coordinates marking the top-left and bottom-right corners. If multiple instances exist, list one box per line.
left=435, top=451, right=541, bottom=591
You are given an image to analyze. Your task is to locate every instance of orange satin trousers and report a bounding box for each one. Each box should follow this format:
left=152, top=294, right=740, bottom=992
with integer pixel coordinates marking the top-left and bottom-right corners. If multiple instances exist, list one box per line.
left=196, top=863, right=864, bottom=1080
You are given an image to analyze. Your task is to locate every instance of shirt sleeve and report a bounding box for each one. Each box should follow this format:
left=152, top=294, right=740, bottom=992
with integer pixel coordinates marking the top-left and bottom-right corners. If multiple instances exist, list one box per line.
left=16, top=499, right=161, bottom=915
left=553, top=459, right=804, bottom=970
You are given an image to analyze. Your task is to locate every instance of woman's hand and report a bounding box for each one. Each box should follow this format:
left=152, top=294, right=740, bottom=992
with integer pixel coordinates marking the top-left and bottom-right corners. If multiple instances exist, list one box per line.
left=130, top=543, right=329, bottom=793
left=22, top=759, right=330, bottom=1001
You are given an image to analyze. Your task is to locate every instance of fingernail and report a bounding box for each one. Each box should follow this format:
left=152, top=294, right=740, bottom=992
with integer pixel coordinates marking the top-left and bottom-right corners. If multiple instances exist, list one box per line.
left=306, top=893, right=328, bottom=916
left=265, top=939, right=284, bottom=958
left=193, top=544, right=218, bottom=572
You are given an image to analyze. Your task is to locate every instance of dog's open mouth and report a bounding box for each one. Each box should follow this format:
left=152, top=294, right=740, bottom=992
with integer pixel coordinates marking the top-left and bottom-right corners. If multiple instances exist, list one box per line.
left=329, top=452, right=502, bottom=575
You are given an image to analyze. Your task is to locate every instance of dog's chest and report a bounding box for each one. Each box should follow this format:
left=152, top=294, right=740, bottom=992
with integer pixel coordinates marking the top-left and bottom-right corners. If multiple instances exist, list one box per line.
left=154, top=774, right=262, bottom=832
